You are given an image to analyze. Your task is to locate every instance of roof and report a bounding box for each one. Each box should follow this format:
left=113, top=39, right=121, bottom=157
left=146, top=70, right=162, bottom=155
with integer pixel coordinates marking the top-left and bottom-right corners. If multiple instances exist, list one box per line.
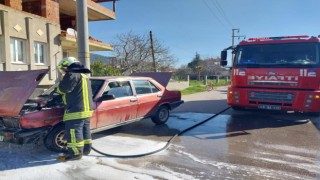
left=239, top=36, right=320, bottom=46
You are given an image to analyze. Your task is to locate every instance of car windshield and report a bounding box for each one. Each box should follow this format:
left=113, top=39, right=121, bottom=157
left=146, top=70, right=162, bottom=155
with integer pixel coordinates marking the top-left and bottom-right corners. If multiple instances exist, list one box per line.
left=41, top=79, right=104, bottom=98
left=234, top=43, right=320, bottom=68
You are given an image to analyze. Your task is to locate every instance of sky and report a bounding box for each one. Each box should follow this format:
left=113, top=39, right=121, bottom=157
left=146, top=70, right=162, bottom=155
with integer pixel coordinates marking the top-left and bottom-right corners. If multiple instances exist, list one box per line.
left=89, top=0, right=320, bottom=67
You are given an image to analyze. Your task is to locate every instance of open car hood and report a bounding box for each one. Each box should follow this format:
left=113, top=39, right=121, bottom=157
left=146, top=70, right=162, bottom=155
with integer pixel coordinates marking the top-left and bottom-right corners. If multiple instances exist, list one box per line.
left=131, top=72, right=173, bottom=87
left=0, top=69, right=49, bottom=117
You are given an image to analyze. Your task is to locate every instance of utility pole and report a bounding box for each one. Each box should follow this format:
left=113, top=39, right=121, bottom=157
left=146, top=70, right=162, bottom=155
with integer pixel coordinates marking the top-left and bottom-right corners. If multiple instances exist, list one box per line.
left=231, top=29, right=245, bottom=60
left=76, top=0, right=90, bottom=69
left=149, top=31, right=156, bottom=72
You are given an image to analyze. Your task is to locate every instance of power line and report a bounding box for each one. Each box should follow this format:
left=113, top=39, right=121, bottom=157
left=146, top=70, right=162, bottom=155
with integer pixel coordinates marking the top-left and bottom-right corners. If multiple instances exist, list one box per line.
left=210, top=0, right=234, bottom=28
left=202, top=0, right=229, bottom=31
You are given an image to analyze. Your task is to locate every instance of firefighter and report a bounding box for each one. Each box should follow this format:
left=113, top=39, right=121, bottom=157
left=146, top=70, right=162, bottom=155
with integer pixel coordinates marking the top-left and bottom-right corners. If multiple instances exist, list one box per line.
left=56, top=57, right=93, bottom=162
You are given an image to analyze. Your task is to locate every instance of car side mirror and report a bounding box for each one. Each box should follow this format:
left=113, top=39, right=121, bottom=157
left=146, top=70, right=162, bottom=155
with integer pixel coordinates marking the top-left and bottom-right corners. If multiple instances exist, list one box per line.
left=220, top=60, right=228, bottom=66
left=97, top=94, right=115, bottom=102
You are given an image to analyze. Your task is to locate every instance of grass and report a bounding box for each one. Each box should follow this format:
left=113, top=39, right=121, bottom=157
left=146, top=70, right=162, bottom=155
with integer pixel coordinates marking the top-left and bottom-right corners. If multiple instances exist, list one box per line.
left=180, top=80, right=229, bottom=95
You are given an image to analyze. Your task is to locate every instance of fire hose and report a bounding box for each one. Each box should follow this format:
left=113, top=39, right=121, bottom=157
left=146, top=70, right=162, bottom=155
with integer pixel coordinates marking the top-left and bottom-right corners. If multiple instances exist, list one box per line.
left=91, top=107, right=231, bottom=158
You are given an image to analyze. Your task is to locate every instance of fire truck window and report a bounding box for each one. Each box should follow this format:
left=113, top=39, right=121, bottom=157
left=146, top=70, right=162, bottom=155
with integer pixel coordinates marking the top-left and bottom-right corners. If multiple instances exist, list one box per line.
left=236, top=43, right=318, bottom=66
left=252, top=53, right=264, bottom=63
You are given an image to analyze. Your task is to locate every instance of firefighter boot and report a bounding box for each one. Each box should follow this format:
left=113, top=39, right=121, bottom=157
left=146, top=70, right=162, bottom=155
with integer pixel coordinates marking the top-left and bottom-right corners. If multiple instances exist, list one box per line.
left=83, top=144, right=92, bottom=155
left=57, top=154, right=83, bottom=162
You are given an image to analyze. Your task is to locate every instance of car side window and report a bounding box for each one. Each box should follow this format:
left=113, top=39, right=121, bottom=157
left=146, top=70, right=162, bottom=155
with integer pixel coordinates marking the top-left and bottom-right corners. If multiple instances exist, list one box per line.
left=149, top=82, right=160, bottom=93
left=133, top=80, right=159, bottom=95
left=103, top=81, right=133, bottom=98
left=90, top=79, right=104, bottom=98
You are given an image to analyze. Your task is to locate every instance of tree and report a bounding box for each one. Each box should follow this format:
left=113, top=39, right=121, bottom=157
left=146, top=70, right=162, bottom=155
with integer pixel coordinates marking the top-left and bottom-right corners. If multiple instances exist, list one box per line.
left=91, top=61, right=105, bottom=76
left=173, top=65, right=192, bottom=81
left=201, top=57, right=225, bottom=76
left=113, top=31, right=176, bottom=73
left=188, top=52, right=204, bottom=80
left=187, top=52, right=202, bottom=69
left=90, top=60, right=121, bottom=76
left=195, top=65, right=203, bottom=81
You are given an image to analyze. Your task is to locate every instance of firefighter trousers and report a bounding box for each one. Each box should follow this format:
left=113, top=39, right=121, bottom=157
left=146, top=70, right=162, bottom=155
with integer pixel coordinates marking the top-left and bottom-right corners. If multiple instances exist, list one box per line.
left=64, top=118, right=92, bottom=156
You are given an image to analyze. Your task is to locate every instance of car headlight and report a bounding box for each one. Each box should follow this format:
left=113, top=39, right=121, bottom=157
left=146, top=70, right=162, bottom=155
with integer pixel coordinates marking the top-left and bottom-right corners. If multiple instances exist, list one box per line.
left=1, top=117, right=21, bottom=129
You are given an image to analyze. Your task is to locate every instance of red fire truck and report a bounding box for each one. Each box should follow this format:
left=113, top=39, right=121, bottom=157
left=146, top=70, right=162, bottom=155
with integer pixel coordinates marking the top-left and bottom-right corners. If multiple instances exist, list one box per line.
left=221, top=35, right=320, bottom=114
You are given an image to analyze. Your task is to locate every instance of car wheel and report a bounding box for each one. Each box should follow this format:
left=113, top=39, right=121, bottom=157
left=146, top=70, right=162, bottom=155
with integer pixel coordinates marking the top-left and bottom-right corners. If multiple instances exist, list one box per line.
left=44, top=124, right=67, bottom=153
left=152, top=106, right=170, bottom=125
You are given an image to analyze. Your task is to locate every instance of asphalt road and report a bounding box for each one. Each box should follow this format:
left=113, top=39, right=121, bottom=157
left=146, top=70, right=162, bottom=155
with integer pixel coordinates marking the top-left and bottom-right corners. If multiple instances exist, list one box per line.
left=173, top=86, right=229, bottom=114
left=107, top=86, right=320, bottom=179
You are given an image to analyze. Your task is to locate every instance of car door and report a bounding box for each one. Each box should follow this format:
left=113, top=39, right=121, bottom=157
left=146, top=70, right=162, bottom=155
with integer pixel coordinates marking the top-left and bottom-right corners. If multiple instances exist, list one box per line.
left=95, top=80, right=137, bottom=128
left=133, top=79, right=162, bottom=118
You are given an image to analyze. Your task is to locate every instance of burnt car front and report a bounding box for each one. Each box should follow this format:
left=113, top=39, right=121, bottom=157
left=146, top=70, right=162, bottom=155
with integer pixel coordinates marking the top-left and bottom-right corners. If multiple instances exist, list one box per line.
left=0, top=69, right=64, bottom=144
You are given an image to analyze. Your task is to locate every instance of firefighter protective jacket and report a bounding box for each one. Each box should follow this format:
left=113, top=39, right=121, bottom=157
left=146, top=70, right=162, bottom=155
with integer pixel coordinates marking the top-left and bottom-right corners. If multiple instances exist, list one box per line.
left=57, top=72, right=93, bottom=121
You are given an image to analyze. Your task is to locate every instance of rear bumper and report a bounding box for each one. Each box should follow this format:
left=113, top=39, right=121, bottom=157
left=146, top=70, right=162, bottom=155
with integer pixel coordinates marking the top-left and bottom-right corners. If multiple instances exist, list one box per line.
left=169, top=100, right=184, bottom=110
left=0, top=127, right=50, bottom=144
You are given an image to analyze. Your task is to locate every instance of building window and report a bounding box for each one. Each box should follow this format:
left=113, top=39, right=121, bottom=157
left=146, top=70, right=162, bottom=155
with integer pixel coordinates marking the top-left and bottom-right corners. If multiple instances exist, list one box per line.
left=34, top=42, right=47, bottom=65
left=10, top=38, right=26, bottom=64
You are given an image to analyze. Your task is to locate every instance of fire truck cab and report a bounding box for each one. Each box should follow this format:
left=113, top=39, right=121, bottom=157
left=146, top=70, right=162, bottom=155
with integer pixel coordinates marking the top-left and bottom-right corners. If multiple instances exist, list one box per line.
left=221, top=35, right=320, bottom=114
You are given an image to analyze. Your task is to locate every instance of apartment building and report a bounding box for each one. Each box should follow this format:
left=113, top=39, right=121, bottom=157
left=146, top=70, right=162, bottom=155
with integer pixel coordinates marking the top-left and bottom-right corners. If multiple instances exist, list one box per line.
left=0, top=0, right=116, bottom=86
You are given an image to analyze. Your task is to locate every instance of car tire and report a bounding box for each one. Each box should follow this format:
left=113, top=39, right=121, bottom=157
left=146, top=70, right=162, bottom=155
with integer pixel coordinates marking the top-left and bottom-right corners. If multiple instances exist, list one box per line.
left=44, top=124, right=67, bottom=153
left=152, top=106, right=170, bottom=125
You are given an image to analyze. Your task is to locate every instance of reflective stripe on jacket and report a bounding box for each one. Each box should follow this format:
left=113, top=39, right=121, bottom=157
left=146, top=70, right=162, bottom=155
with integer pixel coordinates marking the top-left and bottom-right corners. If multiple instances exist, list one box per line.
left=57, top=72, right=93, bottom=121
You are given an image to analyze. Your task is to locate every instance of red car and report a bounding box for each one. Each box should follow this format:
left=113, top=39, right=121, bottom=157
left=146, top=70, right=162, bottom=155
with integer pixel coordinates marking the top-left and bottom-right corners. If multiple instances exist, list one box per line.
left=0, top=69, right=183, bottom=152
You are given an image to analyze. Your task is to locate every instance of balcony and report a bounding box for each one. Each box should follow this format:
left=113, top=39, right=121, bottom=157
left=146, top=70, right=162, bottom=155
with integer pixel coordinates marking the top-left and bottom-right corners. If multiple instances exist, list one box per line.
left=59, top=0, right=116, bottom=21
left=60, top=31, right=113, bottom=51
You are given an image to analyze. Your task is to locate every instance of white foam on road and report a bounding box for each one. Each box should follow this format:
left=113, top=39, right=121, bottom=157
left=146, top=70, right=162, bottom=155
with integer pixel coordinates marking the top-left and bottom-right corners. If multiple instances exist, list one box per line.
left=251, top=142, right=320, bottom=175
left=171, top=145, right=308, bottom=180
left=92, top=135, right=168, bottom=156
left=0, top=136, right=197, bottom=180
left=0, top=113, right=207, bottom=180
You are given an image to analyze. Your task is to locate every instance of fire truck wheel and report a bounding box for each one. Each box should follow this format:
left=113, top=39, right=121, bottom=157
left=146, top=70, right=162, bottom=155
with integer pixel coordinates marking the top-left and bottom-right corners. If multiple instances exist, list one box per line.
left=307, top=112, right=320, bottom=117
left=152, top=105, right=170, bottom=125
left=44, top=124, right=67, bottom=153
left=231, top=106, right=245, bottom=111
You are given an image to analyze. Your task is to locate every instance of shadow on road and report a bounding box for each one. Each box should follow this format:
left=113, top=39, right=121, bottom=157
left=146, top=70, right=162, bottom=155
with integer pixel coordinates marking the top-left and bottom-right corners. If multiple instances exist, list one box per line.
left=0, top=142, right=59, bottom=171
left=173, top=99, right=228, bottom=114
left=93, top=119, right=180, bottom=141
left=227, top=110, right=309, bottom=130
left=309, top=117, right=320, bottom=131
left=214, top=89, right=228, bottom=94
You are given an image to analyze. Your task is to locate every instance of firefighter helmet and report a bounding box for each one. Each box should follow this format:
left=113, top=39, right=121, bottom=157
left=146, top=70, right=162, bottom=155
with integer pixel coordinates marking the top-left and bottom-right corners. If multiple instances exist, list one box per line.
left=57, top=57, right=80, bottom=69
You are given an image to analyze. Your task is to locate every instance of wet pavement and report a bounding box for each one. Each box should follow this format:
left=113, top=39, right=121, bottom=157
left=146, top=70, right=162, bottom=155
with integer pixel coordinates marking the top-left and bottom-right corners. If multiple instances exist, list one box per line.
left=91, top=87, right=320, bottom=179
left=96, top=110, right=320, bottom=180
left=0, top=86, right=320, bottom=179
